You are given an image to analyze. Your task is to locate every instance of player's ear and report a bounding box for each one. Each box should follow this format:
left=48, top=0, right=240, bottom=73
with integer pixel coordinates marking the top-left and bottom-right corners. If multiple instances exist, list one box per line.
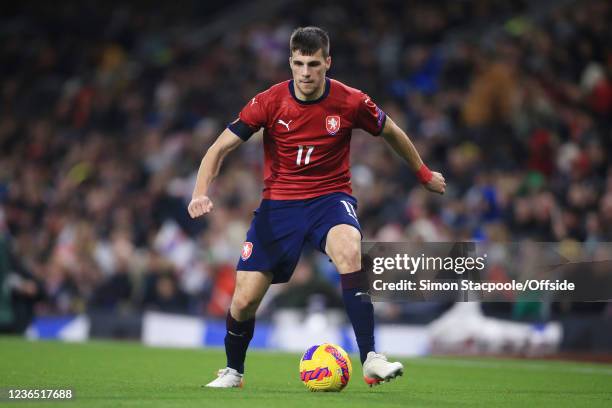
left=325, top=56, right=331, bottom=70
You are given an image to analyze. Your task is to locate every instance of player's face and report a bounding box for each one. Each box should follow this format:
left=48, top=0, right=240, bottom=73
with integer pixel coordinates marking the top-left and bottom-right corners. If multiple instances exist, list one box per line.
left=290, top=49, right=331, bottom=99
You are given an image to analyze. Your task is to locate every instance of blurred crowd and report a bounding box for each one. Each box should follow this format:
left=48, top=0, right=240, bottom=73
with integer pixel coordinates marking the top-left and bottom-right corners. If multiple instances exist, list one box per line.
left=1, top=0, right=611, bottom=330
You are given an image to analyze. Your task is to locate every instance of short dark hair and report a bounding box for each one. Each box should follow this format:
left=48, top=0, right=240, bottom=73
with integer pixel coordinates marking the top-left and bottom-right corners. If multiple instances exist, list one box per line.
left=290, top=26, right=330, bottom=58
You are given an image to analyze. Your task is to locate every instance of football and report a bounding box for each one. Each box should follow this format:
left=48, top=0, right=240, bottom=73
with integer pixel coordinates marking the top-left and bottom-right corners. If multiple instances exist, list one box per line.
left=299, top=343, right=352, bottom=392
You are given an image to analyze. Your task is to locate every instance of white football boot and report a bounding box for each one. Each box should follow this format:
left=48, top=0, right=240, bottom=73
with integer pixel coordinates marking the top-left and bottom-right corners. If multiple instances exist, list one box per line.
left=362, top=352, right=404, bottom=387
left=205, top=367, right=243, bottom=388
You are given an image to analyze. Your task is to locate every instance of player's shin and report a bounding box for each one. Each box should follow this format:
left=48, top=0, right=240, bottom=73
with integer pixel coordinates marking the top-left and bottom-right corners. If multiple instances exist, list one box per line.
left=224, top=311, right=255, bottom=374
left=340, top=269, right=375, bottom=364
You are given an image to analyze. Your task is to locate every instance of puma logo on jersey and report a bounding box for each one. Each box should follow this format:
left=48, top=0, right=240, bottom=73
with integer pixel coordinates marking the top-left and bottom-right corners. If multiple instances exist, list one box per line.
left=277, top=119, right=292, bottom=131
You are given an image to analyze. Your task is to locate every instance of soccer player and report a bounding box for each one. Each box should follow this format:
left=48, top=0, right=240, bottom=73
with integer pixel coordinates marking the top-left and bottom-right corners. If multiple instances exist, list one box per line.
left=188, top=27, right=446, bottom=388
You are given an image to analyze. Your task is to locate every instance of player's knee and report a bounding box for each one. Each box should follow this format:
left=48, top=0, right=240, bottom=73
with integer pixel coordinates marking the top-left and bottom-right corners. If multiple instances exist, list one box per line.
left=333, top=244, right=361, bottom=272
left=231, top=295, right=260, bottom=318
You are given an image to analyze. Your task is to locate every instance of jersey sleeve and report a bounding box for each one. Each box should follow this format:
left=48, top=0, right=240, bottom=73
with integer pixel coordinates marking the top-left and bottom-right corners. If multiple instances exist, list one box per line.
left=354, top=93, right=387, bottom=136
left=227, top=93, right=268, bottom=141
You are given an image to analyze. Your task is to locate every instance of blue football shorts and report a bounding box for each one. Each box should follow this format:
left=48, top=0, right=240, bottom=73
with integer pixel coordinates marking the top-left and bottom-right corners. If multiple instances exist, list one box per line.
left=236, top=192, right=362, bottom=283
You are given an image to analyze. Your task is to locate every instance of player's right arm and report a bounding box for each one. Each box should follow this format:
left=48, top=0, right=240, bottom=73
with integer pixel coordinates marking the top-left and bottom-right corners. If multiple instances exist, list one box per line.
left=189, top=91, right=267, bottom=218
left=188, top=129, right=244, bottom=218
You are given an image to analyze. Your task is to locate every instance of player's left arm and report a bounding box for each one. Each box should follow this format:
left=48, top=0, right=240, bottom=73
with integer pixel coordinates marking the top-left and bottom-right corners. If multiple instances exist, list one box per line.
left=380, top=116, right=446, bottom=194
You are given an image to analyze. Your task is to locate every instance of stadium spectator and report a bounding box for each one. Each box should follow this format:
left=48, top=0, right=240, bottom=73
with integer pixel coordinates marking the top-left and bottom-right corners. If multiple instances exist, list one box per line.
left=0, top=0, right=610, bottom=323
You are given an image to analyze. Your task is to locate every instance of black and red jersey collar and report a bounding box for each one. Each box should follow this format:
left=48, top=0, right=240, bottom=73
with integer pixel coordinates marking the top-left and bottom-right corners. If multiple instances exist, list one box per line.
left=288, top=78, right=331, bottom=105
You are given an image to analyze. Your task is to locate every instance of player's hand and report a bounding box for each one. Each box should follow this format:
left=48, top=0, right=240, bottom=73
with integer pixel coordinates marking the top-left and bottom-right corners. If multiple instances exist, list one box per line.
left=188, top=195, right=213, bottom=218
left=424, top=171, right=446, bottom=194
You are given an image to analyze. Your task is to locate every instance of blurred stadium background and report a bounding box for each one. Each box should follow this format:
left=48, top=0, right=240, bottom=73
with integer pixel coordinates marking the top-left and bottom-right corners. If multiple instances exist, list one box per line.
left=1, top=0, right=611, bottom=360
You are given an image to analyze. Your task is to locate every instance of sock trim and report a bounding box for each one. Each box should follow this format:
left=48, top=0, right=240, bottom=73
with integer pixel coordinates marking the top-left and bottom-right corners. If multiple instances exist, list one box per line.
left=340, top=269, right=367, bottom=290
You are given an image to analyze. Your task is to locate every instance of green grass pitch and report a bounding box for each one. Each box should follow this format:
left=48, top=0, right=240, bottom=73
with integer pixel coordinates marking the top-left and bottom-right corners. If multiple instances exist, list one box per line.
left=1, top=337, right=611, bottom=407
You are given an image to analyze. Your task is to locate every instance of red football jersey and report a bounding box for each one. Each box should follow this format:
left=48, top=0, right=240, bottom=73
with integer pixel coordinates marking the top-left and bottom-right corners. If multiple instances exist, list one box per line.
left=228, top=78, right=386, bottom=200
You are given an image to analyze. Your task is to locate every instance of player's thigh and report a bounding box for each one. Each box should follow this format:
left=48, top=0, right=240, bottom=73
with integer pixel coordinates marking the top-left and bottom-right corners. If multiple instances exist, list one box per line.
left=231, top=270, right=273, bottom=315
left=238, top=201, right=306, bottom=284
left=324, top=224, right=362, bottom=274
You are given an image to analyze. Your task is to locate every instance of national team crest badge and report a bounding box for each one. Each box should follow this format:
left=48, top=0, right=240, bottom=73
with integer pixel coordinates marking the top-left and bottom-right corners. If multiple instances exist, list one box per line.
left=326, top=115, right=341, bottom=135
left=241, top=242, right=253, bottom=261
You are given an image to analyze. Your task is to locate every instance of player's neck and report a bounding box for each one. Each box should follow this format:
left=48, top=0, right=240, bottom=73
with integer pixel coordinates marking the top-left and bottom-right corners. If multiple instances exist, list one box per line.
left=293, top=79, right=326, bottom=102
